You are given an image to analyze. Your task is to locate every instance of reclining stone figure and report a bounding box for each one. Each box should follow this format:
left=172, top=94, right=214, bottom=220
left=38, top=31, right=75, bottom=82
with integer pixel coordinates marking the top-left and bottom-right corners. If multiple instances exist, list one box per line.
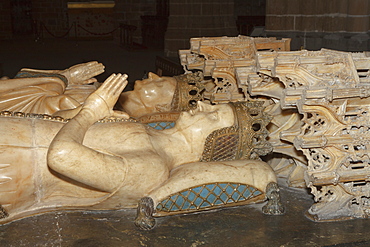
left=0, top=61, right=199, bottom=120
left=0, top=73, right=284, bottom=230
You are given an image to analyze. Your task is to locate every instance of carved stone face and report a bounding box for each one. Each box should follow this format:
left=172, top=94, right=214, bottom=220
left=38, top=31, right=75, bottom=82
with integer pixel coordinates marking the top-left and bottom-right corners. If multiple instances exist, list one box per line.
left=134, top=73, right=176, bottom=103
left=176, top=101, right=234, bottom=135
left=119, top=72, right=176, bottom=118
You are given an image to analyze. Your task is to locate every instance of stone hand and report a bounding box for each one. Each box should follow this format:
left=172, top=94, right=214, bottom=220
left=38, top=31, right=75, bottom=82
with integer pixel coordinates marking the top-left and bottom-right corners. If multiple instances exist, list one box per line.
left=82, top=73, right=129, bottom=120
left=61, top=61, right=105, bottom=85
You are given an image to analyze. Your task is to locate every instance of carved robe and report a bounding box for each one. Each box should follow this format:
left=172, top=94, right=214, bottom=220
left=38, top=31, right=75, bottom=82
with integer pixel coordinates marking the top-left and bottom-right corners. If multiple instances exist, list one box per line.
left=0, top=116, right=169, bottom=224
left=0, top=72, right=95, bottom=115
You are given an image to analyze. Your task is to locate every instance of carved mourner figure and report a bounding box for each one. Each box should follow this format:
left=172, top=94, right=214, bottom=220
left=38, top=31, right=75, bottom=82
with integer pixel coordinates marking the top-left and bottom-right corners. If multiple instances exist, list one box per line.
left=0, top=73, right=284, bottom=230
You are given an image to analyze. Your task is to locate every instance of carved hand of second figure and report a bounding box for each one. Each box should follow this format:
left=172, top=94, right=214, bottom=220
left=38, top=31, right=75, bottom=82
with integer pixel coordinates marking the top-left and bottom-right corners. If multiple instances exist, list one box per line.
left=61, top=61, right=105, bottom=85
left=82, top=73, right=129, bottom=121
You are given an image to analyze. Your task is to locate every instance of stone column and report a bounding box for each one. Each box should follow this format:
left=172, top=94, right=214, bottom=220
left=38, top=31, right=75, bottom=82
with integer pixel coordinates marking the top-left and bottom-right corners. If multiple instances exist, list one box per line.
left=164, top=0, right=238, bottom=57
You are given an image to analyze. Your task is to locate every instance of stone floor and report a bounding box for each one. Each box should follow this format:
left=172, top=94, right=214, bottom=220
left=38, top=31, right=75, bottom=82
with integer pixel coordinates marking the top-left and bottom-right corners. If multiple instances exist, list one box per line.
left=1, top=38, right=370, bottom=247
left=1, top=182, right=370, bottom=247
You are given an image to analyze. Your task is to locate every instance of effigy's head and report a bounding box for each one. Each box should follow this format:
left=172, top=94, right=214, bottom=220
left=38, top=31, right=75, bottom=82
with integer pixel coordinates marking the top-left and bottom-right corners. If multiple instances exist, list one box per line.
left=172, top=100, right=272, bottom=161
left=199, top=101, right=273, bottom=162
left=119, top=72, right=205, bottom=118
left=175, top=101, right=234, bottom=134
left=119, top=72, right=177, bottom=118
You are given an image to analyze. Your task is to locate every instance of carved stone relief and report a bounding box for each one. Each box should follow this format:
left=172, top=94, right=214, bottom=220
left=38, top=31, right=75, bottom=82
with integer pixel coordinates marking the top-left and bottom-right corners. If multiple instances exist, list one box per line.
left=253, top=48, right=370, bottom=221
left=180, top=35, right=370, bottom=221
left=1, top=35, right=368, bottom=226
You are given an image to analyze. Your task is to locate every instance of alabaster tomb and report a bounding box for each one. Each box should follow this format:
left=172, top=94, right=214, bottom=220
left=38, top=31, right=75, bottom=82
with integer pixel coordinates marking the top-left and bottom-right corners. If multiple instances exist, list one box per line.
left=1, top=35, right=369, bottom=228
left=0, top=62, right=284, bottom=230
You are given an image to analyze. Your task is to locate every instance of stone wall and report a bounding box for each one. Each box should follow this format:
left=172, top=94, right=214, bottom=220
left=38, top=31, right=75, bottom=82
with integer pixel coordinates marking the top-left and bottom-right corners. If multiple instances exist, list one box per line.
left=234, top=0, right=266, bottom=36
left=164, top=0, right=238, bottom=57
left=234, top=0, right=266, bottom=17
left=265, top=0, right=370, bottom=51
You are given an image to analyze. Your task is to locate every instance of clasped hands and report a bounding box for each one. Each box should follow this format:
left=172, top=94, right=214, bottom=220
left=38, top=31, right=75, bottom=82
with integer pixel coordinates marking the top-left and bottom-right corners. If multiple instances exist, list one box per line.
left=61, top=61, right=105, bottom=85
left=59, top=61, right=129, bottom=120
left=82, top=73, right=129, bottom=121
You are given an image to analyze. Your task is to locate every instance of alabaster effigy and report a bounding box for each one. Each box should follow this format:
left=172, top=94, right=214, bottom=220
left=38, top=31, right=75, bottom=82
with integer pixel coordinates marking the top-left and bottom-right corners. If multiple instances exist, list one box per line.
left=119, top=71, right=209, bottom=118
left=0, top=61, right=103, bottom=118
left=0, top=72, right=284, bottom=230
left=5, top=34, right=369, bottom=225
